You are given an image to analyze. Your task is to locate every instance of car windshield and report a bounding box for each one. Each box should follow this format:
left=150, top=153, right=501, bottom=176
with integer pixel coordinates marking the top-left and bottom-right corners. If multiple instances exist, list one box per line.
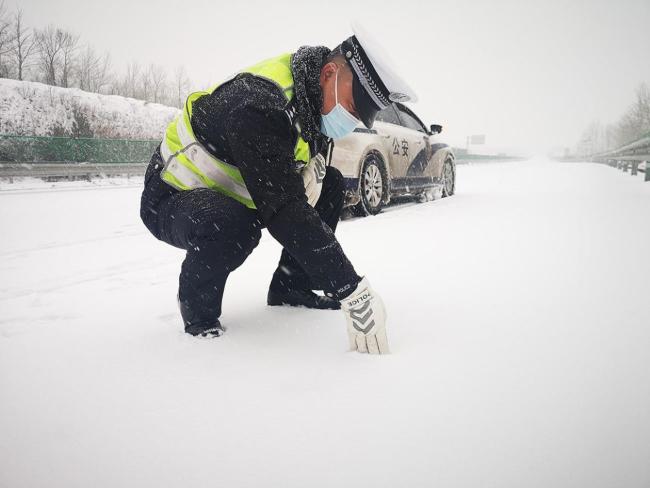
left=398, top=108, right=426, bottom=133
left=375, top=106, right=401, bottom=125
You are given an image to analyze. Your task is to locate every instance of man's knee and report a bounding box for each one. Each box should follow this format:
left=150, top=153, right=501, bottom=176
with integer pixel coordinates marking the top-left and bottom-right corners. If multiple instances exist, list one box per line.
left=192, top=214, right=262, bottom=268
left=163, top=188, right=258, bottom=247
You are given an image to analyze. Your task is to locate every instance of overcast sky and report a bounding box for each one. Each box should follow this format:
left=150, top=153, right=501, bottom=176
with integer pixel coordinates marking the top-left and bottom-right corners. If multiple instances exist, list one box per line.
left=14, top=0, right=650, bottom=154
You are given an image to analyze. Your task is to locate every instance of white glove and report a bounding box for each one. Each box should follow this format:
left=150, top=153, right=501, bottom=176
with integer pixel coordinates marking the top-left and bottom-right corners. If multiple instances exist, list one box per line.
left=340, top=277, right=390, bottom=354
left=302, top=153, right=327, bottom=207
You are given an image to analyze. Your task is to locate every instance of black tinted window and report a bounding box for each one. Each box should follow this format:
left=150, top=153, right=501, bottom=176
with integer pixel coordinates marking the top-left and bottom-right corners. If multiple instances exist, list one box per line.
left=398, top=109, right=426, bottom=133
left=375, top=106, right=401, bottom=125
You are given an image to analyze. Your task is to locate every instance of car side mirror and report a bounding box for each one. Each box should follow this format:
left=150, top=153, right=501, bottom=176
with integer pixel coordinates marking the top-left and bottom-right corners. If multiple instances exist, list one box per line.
left=430, top=124, right=443, bottom=135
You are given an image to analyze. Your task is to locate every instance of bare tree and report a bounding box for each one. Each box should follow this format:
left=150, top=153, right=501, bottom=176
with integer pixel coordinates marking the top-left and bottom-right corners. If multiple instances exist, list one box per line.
left=148, top=63, right=167, bottom=103
left=120, top=61, right=142, bottom=98
left=77, top=45, right=100, bottom=91
left=3, top=9, right=183, bottom=106
left=579, top=82, right=650, bottom=153
left=632, top=83, right=650, bottom=135
left=10, top=9, right=37, bottom=81
left=35, top=25, right=65, bottom=85
left=78, top=46, right=113, bottom=93
left=614, top=82, right=650, bottom=147
left=605, top=123, right=617, bottom=151
left=59, top=29, right=79, bottom=88
left=0, top=0, right=15, bottom=77
left=577, top=121, right=606, bottom=156
left=139, top=65, right=152, bottom=101
left=95, top=51, right=112, bottom=93
left=173, top=65, right=191, bottom=108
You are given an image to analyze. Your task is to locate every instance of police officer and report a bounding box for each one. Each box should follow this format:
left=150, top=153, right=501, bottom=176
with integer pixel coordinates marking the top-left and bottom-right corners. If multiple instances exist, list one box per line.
left=140, top=25, right=417, bottom=354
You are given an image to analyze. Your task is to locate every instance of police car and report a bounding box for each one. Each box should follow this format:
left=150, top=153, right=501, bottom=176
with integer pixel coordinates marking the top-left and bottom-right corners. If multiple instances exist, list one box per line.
left=330, top=103, right=456, bottom=215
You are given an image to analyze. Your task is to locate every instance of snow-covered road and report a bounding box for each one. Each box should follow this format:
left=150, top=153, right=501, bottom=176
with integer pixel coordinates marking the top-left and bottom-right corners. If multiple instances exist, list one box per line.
left=1, top=160, right=649, bottom=488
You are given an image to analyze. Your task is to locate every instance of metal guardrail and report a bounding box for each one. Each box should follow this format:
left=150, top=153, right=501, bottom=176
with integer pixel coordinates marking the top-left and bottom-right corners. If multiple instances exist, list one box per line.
left=613, top=160, right=648, bottom=179
left=0, top=134, right=156, bottom=181
left=589, top=134, right=650, bottom=182
left=592, top=135, right=650, bottom=162
left=0, top=162, right=146, bottom=181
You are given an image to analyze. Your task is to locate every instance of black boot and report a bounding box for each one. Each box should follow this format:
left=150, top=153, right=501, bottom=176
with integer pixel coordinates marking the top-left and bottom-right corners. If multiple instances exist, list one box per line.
left=267, top=288, right=341, bottom=310
left=185, top=321, right=225, bottom=338
left=178, top=294, right=225, bottom=337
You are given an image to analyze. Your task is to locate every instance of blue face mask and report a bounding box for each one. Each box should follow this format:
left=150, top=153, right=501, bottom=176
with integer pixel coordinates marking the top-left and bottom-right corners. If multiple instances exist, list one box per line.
left=320, top=69, right=360, bottom=140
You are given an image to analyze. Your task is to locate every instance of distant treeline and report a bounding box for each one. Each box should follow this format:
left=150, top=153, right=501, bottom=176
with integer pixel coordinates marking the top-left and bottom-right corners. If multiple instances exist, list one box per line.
left=0, top=1, right=192, bottom=108
left=577, top=83, right=650, bottom=156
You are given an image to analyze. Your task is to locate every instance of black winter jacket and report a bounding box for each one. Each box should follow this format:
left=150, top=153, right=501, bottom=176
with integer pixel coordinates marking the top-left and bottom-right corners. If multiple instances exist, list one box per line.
left=188, top=57, right=360, bottom=297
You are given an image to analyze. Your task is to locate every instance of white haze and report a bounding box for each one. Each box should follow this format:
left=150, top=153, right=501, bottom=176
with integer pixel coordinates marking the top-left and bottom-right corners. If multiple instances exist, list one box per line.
left=14, top=0, right=650, bottom=155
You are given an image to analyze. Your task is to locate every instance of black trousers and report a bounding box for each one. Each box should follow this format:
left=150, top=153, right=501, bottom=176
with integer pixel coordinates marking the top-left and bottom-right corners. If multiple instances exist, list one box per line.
left=140, top=150, right=345, bottom=329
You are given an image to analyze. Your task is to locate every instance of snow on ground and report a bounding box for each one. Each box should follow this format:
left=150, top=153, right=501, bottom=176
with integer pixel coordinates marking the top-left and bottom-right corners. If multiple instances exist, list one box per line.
left=1, top=160, right=649, bottom=488
left=0, top=79, right=177, bottom=138
left=0, top=175, right=144, bottom=192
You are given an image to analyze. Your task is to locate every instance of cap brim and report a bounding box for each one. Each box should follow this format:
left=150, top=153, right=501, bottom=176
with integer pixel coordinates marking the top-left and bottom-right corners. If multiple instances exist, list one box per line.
left=352, top=75, right=379, bottom=129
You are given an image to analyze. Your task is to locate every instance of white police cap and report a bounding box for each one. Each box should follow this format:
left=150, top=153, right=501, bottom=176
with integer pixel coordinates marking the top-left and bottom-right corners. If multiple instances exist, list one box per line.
left=338, top=21, right=419, bottom=128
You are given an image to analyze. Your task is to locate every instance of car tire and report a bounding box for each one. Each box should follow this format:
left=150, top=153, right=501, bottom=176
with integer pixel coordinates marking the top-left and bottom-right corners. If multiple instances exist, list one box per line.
left=357, top=153, right=387, bottom=216
left=441, top=158, right=455, bottom=197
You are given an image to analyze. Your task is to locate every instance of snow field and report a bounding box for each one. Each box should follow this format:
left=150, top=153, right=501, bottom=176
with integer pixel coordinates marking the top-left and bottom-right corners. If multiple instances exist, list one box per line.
left=0, top=78, right=177, bottom=138
left=1, top=160, right=649, bottom=488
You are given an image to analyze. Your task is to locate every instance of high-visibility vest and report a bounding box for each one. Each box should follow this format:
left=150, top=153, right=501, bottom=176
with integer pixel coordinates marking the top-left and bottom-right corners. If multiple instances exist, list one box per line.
left=159, top=52, right=312, bottom=209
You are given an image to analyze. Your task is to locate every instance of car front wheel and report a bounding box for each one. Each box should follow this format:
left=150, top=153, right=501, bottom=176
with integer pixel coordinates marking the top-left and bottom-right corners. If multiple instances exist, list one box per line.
left=358, top=154, right=386, bottom=216
left=442, top=158, right=455, bottom=197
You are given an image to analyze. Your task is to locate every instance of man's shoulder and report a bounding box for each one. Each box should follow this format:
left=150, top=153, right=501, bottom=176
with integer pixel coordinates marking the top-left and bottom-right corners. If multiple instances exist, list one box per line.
left=198, top=73, right=297, bottom=130
left=216, top=73, right=289, bottom=111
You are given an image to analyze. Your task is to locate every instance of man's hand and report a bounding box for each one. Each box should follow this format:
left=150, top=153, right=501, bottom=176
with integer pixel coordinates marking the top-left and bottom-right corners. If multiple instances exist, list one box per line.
left=302, top=153, right=327, bottom=207
left=341, top=277, right=389, bottom=354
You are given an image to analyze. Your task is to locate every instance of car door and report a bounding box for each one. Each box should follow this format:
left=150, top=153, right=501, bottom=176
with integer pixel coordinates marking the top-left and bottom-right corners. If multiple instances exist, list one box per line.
left=375, top=105, right=417, bottom=192
left=395, top=105, right=433, bottom=190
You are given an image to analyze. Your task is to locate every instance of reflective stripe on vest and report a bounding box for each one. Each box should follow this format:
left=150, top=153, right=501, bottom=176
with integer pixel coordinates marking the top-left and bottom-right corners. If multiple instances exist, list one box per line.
left=160, top=53, right=311, bottom=209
